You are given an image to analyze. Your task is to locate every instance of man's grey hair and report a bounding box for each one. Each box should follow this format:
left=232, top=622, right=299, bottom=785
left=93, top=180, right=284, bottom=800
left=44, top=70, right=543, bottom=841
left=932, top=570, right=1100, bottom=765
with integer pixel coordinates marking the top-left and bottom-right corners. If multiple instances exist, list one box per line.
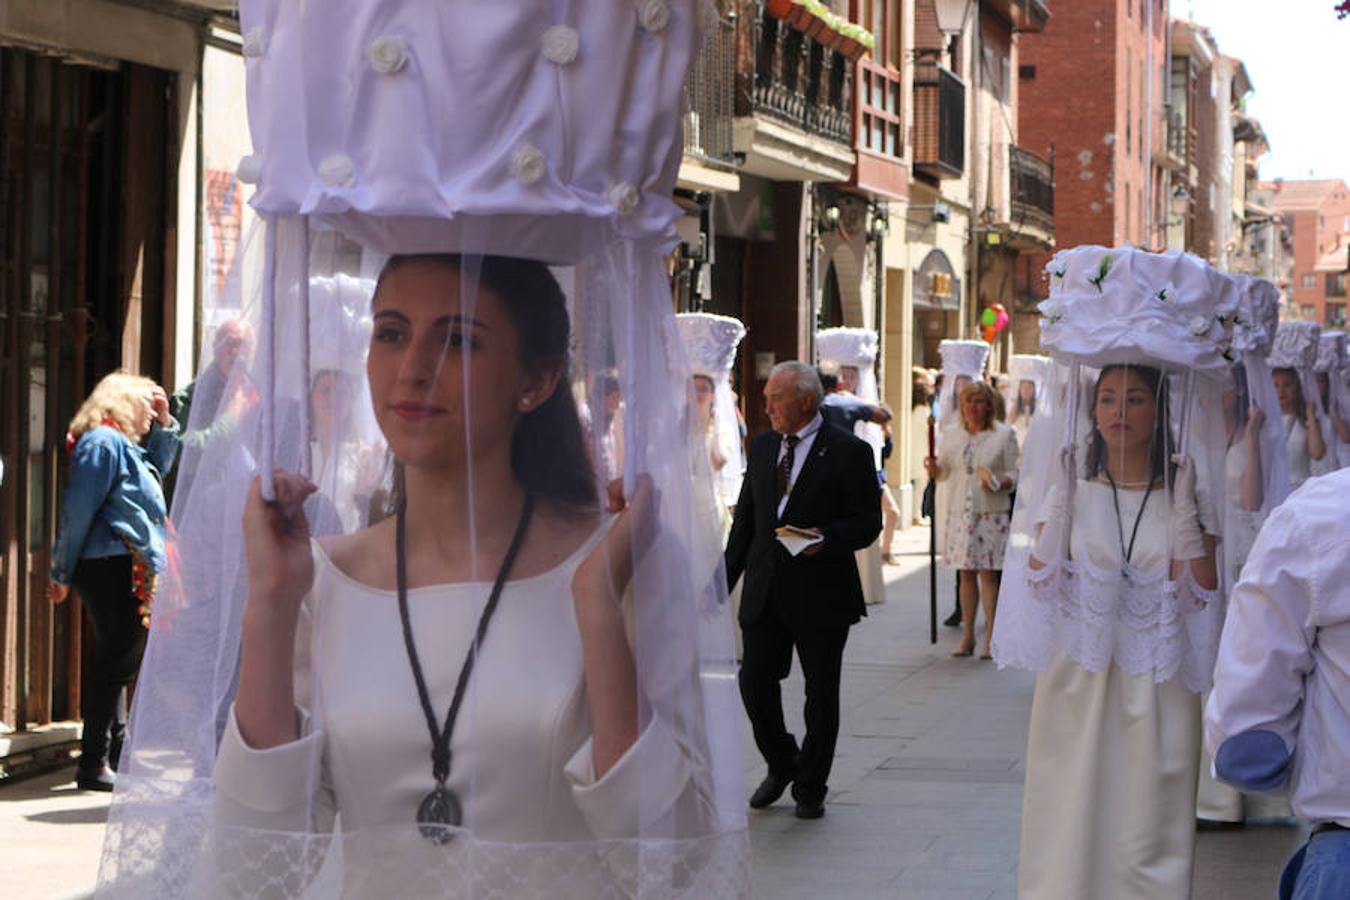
left=771, top=360, right=824, bottom=409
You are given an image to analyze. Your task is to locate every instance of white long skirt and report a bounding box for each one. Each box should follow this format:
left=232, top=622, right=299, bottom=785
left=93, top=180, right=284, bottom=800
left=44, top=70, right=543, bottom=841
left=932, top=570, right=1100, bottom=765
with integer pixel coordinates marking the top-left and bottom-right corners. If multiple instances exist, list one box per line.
left=1018, top=654, right=1200, bottom=900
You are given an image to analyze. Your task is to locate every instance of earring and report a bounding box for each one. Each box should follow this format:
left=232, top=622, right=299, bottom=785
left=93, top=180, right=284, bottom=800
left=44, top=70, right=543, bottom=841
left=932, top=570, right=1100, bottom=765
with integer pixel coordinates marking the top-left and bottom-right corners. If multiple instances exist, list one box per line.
left=520, top=396, right=532, bottom=410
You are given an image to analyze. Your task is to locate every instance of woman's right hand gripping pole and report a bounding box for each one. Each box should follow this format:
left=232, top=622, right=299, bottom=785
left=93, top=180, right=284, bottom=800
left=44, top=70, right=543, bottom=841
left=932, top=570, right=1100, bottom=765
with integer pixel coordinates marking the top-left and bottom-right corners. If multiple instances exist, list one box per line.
left=237, top=471, right=317, bottom=749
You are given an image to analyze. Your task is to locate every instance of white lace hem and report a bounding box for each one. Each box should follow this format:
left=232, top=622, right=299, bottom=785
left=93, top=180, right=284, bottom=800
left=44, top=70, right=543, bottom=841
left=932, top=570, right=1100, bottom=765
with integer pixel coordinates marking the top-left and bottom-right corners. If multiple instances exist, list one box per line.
left=993, top=552, right=1222, bottom=694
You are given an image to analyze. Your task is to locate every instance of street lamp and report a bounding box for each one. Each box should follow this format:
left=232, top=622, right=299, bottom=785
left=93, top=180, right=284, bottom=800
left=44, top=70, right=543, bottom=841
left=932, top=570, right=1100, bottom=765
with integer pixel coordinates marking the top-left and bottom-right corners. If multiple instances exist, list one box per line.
left=933, top=0, right=972, bottom=61
left=933, top=0, right=972, bottom=35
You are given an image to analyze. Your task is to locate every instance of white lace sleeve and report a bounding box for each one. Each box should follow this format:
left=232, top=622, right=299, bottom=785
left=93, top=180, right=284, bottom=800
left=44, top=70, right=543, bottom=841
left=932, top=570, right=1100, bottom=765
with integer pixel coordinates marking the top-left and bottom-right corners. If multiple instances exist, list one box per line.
left=213, top=593, right=336, bottom=832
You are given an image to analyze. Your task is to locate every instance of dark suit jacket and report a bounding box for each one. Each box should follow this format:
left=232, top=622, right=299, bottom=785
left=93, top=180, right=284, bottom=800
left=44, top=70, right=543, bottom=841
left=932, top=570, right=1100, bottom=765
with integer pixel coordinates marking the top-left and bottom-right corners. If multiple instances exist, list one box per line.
left=725, top=421, right=882, bottom=630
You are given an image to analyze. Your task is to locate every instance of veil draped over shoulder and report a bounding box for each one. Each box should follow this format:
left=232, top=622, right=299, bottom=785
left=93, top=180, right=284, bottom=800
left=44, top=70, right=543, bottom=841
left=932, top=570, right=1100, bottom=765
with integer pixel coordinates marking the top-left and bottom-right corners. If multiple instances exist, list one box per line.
left=96, top=3, right=749, bottom=897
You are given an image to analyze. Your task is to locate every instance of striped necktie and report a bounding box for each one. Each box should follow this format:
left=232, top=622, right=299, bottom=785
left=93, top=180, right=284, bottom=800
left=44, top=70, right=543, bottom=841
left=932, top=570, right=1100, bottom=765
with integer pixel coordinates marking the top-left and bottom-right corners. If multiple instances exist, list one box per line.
left=777, top=434, right=800, bottom=501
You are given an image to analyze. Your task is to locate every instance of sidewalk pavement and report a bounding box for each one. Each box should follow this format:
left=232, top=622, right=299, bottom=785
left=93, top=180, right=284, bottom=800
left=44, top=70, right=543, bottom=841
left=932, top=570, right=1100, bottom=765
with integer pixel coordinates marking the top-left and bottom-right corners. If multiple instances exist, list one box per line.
left=0, top=526, right=1306, bottom=899
left=744, top=525, right=1306, bottom=899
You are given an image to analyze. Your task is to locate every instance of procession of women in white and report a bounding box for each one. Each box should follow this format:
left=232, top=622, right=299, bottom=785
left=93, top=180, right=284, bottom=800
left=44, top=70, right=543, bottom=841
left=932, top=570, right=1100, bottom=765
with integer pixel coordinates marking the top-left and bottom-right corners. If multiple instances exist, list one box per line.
left=85, top=0, right=1348, bottom=896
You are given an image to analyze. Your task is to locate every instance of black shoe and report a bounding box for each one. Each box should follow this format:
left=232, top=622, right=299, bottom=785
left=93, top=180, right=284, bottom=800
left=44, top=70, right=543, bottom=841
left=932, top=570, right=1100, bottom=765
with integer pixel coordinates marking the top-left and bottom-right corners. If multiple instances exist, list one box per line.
left=76, top=766, right=116, bottom=792
left=793, top=797, right=825, bottom=819
left=942, top=611, right=962, bottom=628
left=748, top=772, right=794, bottom=809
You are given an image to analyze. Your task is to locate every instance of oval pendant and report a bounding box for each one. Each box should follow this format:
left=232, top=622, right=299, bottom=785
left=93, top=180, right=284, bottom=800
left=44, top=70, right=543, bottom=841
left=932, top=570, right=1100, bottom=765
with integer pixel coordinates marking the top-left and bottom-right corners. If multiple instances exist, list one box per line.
left=416, top=784, right=462, bottom=845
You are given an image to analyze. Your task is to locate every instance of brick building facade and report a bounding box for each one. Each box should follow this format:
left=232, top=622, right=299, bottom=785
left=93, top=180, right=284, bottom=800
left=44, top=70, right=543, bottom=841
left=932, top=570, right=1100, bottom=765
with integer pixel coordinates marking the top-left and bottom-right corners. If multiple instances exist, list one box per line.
left=1264, top=179, right=1350, bottom=327
left=1017, top=0, right=1167, bottom=256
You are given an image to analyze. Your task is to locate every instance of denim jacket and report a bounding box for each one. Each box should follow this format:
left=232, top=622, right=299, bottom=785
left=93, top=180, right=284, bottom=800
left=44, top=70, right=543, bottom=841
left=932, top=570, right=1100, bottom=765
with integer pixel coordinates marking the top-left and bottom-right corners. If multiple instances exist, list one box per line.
left=50, top=423, right=181, bottom=585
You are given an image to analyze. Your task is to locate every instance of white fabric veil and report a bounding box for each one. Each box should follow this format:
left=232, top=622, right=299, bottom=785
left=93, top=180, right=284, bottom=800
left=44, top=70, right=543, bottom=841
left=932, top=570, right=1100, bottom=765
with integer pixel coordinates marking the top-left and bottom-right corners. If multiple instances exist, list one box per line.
left=935, top=340, right=989, bottom=432
left=932, top=340, right=989, bottom=558
left=992, top=247, right=1237, bottom=693
left=1315, top=330, right=1350, bottom=470
left=816, top=327, right=884, bottom=467
left=1221, top=274, right=1290, bottom=588
left=1006, top=354, right=1052, bottom=445
left=1269, top=320, right=1322, bottom=487
left=675, top=313, right=747, bottom=512
left=97, top=3, right=749, bottom=898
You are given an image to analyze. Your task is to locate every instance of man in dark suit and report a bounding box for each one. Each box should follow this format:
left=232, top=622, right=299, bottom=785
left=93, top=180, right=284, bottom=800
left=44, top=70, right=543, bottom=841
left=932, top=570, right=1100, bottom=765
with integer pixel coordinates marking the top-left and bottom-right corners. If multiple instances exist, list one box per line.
left=726, top=361, right=882, bottom=819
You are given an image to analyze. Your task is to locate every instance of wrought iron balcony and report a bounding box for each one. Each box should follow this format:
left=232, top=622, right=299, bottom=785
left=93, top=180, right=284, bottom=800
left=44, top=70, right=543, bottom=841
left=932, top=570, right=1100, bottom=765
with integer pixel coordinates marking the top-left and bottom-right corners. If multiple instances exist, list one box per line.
left=748, top=3, right=854, bottom=146
left=1010, top=145, right=1054, bottom=237
left=684, top=8, right=736, bottom=166
left=913, top=63, right=964, bottom=179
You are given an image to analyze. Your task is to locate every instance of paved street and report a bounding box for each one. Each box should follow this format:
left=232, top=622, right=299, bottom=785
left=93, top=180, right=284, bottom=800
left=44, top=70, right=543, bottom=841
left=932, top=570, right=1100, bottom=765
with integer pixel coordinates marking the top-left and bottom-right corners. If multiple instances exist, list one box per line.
left=0, top=526, right=1306, bottom=899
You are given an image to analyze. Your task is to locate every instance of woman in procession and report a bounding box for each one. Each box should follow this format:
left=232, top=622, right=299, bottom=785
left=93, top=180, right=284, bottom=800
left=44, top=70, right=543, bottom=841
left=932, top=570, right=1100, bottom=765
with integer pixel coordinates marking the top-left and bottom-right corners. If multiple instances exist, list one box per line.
left=994, top=246, right=1232, bottom=899
left=96, top=2, right=749, bottom=897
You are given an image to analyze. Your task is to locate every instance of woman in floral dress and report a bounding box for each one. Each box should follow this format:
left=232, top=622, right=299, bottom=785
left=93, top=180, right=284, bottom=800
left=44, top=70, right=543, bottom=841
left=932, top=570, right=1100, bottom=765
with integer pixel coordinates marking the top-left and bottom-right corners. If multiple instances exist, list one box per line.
left=925, top=381, right=1019, bottom=658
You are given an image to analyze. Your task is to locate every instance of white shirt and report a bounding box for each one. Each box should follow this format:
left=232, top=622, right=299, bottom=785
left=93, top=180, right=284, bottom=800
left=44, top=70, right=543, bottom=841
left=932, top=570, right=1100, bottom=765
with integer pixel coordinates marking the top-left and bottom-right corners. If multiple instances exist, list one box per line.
left=775, top=412, right=823, bottom=519
left=1204, top=469, right=1350, bottom=826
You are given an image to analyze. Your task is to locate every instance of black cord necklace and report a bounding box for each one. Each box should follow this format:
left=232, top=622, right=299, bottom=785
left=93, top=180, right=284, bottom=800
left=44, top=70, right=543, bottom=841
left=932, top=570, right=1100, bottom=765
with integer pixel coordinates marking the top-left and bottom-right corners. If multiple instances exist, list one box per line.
left=396, top=493, right=535, bottom=845
left=1104, top=468, right=1154, bottom=582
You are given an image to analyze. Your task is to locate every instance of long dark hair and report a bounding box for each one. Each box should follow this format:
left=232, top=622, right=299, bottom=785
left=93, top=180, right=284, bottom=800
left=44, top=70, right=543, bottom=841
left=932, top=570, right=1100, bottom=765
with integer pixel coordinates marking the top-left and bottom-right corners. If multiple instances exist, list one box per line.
left=1084, top=364, right=1174, bottom=488
left=376, top=253, right=598, bottom=510
left=1015, top=382, right=1036, bottom=418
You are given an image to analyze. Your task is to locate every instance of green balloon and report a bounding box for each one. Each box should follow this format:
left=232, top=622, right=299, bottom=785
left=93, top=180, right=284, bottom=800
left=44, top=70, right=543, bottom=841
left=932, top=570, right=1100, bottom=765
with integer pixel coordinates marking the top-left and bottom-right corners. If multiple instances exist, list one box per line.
left=980, top=307, right=997, bottom=327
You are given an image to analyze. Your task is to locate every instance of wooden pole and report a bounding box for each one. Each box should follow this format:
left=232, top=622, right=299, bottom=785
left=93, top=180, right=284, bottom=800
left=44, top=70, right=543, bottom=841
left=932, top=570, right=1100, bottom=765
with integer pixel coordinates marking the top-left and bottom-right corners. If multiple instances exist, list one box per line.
left=927, top=402, right=937, bottom=645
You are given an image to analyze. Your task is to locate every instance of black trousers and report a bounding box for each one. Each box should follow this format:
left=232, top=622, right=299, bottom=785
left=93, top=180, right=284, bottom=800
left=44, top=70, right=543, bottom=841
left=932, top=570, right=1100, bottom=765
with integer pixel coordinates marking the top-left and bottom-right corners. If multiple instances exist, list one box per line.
left=738, top=607, right=850, bottom=806
left=71, top=555, right=147, bottom=772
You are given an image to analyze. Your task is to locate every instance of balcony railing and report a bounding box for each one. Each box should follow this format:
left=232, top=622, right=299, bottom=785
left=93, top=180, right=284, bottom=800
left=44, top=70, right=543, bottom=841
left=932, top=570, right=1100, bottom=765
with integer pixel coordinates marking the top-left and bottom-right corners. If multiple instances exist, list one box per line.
left=683, top=9, right=736, bottom=165
left=1010, top=145, right=1054, bottom=235
left=1166, top=108, right=1187, bottom=162
left=913, top=63, right=964, bottom=179
left=749, top=4, right=854, bottom=146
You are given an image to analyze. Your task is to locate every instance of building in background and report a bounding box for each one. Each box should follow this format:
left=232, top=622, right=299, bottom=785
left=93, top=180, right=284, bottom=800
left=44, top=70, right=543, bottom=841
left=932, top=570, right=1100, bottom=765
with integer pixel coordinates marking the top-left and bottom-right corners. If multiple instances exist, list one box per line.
left=1020, top=0, right=1167, bottom=253
left=1262, top=179, right=1350, bottom=327
left=0, top=0, right=249, bottom=772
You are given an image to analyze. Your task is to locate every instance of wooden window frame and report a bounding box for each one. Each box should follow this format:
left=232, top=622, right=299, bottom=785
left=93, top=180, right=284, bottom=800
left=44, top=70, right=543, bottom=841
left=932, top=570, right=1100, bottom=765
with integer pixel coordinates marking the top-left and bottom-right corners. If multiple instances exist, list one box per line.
left=853, top=0, right=904, bottom=162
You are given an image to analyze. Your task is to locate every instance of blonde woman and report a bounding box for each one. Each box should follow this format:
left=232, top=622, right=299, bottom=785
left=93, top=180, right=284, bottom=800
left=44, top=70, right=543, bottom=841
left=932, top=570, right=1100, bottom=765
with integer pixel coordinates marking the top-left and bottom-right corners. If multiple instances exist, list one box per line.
left=49, top=372, right=179, bottom=791
left=925, top=381, right=1019, bottom=658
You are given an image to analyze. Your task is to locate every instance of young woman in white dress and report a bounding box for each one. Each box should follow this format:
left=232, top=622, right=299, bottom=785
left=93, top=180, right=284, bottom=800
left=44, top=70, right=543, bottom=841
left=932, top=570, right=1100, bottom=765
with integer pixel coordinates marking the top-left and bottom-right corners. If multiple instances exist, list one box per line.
left=1273, top=366, right=1326, bottom=488
left=1013, top=364, right=1220, bottom=900
left=217, top=255, right=716, bottom=896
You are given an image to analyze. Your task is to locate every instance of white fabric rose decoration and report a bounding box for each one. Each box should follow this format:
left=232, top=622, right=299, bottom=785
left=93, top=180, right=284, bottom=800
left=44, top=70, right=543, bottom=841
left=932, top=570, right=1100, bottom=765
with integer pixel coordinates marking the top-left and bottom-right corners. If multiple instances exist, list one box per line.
left=608, top=182, right=641, bottom=216
left=1189, top=315, right=1220, bottom=340
left=366, top=35, right=409, bottom=74
left=235, top=154, right=262, bottom=185
left=541, top=26, right=580, bottom=65
left=510, top=142, right=548, bottom=185
left=1038, top=299, right=1069, bottom=325
left=242, top=28, right=267, bottom=59
left=319, top=154, right=356, bottom=188
left=638, top=0, right=671, bottom=33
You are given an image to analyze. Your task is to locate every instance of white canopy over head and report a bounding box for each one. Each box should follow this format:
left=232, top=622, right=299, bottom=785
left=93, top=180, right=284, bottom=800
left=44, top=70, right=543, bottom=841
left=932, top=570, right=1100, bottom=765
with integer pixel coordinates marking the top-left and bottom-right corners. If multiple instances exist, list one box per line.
left=936, top=339, right=990, bottom=422
left=676, top=312, right=748, bottom=510
left=99, top=2, right=750, bottom=897
left=1040, top=245, right=1241, bottom=373
left=1315, top=330, right=1347, bottom=375
left=1007, top=354, right=1052, bottom=401
left=994, top=246, right=1235, bottom=694
left=1269, top=320, right=1321, bottom=373
left=817, top=327, right=880, bottom=402
left=1227, top=274, right=1280, bottom=358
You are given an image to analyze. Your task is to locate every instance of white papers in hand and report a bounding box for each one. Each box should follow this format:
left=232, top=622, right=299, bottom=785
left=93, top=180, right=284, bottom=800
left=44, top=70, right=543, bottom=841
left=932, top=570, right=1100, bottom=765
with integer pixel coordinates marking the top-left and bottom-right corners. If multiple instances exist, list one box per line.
left=775, top=527, right=823, bottom=557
